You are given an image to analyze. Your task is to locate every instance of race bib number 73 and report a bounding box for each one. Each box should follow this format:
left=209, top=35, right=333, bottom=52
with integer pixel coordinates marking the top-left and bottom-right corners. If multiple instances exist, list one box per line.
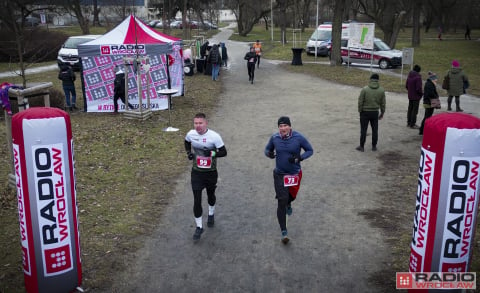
left=284, top=175, right=299, bottom=187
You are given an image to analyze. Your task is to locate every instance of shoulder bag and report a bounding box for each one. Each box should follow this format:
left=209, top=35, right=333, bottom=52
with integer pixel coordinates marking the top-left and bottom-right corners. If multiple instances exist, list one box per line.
left=442, top=74, right=450, bottom=90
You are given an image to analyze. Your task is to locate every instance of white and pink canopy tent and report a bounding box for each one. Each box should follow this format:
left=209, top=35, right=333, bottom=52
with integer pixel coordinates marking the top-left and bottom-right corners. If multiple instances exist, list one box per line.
left=78, top=15, right=183, bottom=113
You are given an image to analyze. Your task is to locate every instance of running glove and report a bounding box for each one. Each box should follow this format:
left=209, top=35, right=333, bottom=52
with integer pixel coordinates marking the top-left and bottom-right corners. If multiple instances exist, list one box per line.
left=288, top=153, right=302, bottom=164
left=267, top=151, right=275, bottom=159
left=187, top=152, right=194, bottom=160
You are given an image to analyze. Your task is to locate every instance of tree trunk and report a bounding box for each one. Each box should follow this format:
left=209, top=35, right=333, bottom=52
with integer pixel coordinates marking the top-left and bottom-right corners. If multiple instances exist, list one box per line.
left=330, top=0, right=346, bottom=66
left=78, top=14, right=90, bottom=35
left=182, top=0, right=188, bottom=40
left=67, top=1, right=90, bottom=34
left=93, top=0, right=100, bottom=26
left=411, top=1, right=422, bottom=47
left=278, top=0, right=288, bottom=44
left=389, top=11, right=406, bottom=48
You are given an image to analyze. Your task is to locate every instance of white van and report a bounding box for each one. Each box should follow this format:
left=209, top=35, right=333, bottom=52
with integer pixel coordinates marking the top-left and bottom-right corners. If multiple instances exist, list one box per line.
left=57, top=35, right=102, bottom=70
left=306, top=23, right=349, bottom=56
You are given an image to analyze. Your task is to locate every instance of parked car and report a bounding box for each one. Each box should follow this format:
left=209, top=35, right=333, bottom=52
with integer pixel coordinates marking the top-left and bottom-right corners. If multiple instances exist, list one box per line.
left=340, top=38, right=402, bottom=69
left=170, top=20, right=182, bottom=29
left=16, top=16, right=40, bottom=27
left=188, top=20, right=199, bottom=29
left=155, top=20, right=164, bottom=28
left=201, top=21, right=218, bottom=30
left=147, top=19, right=161, bottom=28
left=57, top=35, right=102, bottom=71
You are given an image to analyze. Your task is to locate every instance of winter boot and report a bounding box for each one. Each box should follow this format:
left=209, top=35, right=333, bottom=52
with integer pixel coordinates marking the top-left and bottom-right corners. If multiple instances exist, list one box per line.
left=455, top=97, right=463, bottom=112
left=447, top=96, right=453, bottom=111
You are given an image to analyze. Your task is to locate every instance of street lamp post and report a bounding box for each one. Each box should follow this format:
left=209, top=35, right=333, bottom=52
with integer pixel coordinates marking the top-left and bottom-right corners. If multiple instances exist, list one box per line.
left=315, top=0, right=319, bottom=60
left=271, top=0, right=273, bottom=42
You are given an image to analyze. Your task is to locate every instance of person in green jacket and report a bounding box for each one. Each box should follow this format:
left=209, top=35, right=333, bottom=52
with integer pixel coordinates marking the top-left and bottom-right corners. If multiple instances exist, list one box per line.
left=446, top=60, right=469, bottom=112
left=356, top=73, right=386, bottom=152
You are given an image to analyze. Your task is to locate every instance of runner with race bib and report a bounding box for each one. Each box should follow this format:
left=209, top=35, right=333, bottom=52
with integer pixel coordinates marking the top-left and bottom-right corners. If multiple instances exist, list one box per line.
left=264, top=116, right=313, bottom=244
left=185, top=113, right=227, bottom=241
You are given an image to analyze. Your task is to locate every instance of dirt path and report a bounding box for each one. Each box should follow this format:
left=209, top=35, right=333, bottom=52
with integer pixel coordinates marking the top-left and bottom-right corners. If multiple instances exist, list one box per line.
left=109, top=27, right=480, bottom=292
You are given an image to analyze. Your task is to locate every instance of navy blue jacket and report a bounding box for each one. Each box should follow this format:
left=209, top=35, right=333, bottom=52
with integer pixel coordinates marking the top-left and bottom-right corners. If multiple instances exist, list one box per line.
left=265, top=130, right=313, bottom=174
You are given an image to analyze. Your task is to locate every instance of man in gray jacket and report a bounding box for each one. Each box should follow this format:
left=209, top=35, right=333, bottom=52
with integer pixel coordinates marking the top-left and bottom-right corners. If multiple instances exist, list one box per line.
left=356, top=73, right=386, bottom=152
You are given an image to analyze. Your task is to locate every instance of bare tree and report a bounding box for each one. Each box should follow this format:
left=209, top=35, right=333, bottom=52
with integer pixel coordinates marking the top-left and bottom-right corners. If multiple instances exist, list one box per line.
left=0, top=0, right=57, bottom=87
left=426, top=0, right=459, bottom=33
left=330, top=0, right=347, bottom=66
left=299, top=0, right=313, bottom=31
left=277, top=0, right=288, bottom=44
left=60, top=0, right=90, bottom=34
left=411, top=0, right=422, bottom=47
left=92, top=0, right=101, bottom=26
left=357, top=0, right=407, bottom=48
left=225, top=0, right=271, bottom=37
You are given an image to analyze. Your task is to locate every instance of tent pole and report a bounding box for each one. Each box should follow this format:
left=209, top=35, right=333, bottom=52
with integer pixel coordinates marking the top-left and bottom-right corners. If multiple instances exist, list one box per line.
left=166, top=54, right=171, bottom=89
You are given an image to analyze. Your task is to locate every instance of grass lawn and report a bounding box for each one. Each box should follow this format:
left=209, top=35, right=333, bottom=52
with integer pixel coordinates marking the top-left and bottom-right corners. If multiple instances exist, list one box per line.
left=0, top=67, right=221, bottom=292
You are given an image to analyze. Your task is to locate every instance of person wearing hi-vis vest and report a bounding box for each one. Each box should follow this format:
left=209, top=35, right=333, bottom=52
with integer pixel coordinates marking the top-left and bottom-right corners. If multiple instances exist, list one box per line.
left=264, top=116, right=313, bottom=244
left=185, top=113, right=227, bottom=241
left=253, top=40, right=262, bottom=68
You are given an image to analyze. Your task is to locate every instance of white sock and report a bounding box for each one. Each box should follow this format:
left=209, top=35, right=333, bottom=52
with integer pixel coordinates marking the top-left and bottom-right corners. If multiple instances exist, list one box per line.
left=208, top=205, right=215, bottom=216
left=195, top=216, right=203, bottom=228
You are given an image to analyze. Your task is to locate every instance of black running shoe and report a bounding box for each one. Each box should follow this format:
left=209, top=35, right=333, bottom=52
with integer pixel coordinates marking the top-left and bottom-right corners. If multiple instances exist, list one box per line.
left=207, top=215, right=214, bottom=227
left=193, top=227, right=203, bottom=240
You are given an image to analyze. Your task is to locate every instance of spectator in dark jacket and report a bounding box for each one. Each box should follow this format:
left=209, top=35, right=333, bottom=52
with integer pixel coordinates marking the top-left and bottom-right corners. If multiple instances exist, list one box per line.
left=208, top=44, right=221, bottom=81
left=220, top=42, right=228, bottom=67
left=58, top=64, right=77, bottom=111
left=405, top=64, right=423, bottom=129
left=200, top=41, right=209, bottom=59
left=419, top=72, right=439, bottom=135
left=113, top=68, right=134, bottom=113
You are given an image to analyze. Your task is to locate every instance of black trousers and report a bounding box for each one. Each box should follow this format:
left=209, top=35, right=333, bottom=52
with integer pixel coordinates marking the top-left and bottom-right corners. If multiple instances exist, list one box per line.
left=407, top=100, right=420, bottom=126
left=191, top=170, right=218, bottom=218
left=273, top=171, right=295, bottom=231
left=247, top=63, right=255, bottom=81
left=359, top=111, right=379, bottom=147
left=113, top=92, right=133, bottom=112
left=419, top=108, right=434, bottom=134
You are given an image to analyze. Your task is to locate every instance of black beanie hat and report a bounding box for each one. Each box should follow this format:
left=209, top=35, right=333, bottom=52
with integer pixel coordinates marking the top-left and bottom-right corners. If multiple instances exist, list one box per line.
left=370, top=73, right=379, bottom=80
left=413, top=64, right=421, bottom=72
left=278, top=116, right=291, bottom=126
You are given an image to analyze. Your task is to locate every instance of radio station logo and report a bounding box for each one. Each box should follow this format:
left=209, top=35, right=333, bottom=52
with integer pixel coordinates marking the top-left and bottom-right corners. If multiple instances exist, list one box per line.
left=33, top=144, right=73, bottom=276
left=100, top=44, right=146, bottom=55
left=397, top=272, right=476, bottom=289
